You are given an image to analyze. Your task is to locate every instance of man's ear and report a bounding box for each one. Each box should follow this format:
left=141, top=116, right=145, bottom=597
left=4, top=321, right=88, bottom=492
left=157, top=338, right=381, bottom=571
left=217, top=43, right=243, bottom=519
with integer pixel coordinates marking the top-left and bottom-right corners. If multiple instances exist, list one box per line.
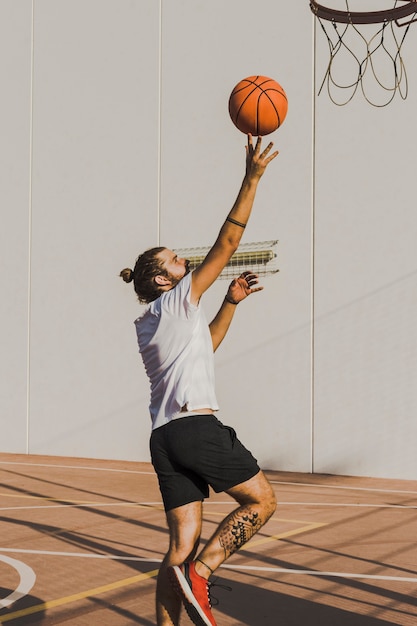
left=155, top=274, right=171, bottom=286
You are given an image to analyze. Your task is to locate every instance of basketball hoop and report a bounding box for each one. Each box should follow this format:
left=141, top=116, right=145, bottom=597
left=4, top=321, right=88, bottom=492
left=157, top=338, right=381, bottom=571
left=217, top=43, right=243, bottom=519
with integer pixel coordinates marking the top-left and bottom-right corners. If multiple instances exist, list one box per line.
left=310, top=1, right=417, bottom=106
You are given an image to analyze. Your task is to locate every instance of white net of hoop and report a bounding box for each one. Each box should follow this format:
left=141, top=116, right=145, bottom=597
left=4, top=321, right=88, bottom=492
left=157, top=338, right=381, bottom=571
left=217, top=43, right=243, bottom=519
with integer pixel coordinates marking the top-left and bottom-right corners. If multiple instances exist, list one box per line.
left=311, top=0, right=417, bottom=106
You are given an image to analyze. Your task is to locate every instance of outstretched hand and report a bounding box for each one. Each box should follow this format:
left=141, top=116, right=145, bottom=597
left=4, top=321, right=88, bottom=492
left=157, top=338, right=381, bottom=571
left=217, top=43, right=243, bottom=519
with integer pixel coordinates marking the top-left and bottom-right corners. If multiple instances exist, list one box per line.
left=226, top=271, right=263, bottom=304
left=245, top=134, right=279, bottom=180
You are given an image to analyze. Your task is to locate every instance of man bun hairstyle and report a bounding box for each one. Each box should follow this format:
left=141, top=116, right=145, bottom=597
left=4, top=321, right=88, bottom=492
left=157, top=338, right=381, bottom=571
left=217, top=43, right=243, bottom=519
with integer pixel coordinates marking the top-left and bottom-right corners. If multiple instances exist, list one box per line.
left=120, top=247, right=167, bottom=304
left=119, top=268, right=134, bottom=283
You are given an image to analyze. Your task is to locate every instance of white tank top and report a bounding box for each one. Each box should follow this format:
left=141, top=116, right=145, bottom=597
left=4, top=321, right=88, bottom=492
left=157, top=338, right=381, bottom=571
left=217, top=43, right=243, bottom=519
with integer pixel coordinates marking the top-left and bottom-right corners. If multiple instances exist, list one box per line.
left=134, top=272, right=219, bottom=430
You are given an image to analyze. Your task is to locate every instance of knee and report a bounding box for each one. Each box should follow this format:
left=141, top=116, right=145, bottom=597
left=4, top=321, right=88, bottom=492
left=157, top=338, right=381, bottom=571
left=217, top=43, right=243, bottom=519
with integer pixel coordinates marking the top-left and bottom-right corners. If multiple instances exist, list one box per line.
left=229, top=472, right=277, bottom=519
left=247, top=483, right=277, bottom=522
left=257, top=477, right=277, bottom=520
left=168, top=534, right=201, bottom=563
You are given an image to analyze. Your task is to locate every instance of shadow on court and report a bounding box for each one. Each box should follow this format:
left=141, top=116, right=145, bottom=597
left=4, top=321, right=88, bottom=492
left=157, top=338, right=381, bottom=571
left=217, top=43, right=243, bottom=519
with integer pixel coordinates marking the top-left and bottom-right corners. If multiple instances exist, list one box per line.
left=0, top=591, right=46, bottom=625
left=0, top=589, right=156, bottom=626
left=213, top=577, right=407, bottom=626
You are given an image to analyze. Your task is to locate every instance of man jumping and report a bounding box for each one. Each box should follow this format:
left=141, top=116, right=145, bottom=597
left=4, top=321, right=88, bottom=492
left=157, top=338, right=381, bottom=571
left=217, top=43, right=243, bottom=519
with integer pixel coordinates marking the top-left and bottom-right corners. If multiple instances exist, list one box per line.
left=120, top=135, right=278, bottom=625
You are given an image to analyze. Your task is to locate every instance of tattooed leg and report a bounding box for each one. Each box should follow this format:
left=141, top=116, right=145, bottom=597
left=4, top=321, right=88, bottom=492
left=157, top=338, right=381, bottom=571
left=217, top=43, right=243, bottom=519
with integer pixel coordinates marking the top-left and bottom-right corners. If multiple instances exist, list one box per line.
left=194, top=471, right=276, bottom=579
left=218, top=506, right=263, bottom=558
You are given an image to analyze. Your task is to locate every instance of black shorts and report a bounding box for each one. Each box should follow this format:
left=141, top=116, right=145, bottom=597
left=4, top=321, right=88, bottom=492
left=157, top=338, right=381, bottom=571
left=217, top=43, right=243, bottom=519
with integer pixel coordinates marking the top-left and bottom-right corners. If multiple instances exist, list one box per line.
left=150, top=414, right=260, bottom=512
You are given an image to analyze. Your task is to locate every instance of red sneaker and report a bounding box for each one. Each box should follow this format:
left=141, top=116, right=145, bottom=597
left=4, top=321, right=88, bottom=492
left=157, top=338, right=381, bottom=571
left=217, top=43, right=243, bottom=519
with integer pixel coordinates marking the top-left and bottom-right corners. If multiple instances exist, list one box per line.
left=167, top=561, right=217, bottom=626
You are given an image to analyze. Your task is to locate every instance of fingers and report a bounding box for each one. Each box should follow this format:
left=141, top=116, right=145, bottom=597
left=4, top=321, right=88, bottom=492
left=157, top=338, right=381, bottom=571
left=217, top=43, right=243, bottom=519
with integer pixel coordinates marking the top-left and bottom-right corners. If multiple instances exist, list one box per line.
left=240, top=270, right=256, bottom=280
left=260, top=140, right=272, bottom=155
left=240, top=271, right=262, bottom=290
left=227, top=271, right=264, bottom=303
left=260, top=141, right=278, bottom=162
left=246, top=133, right=255, bottom=156
left=250, top=286, right=264, bottom=294
left=247, top=134, right=279, bottom=163
left=264, top=149, right=279, bottom=164
left=247, top=134, right=262, bottom=154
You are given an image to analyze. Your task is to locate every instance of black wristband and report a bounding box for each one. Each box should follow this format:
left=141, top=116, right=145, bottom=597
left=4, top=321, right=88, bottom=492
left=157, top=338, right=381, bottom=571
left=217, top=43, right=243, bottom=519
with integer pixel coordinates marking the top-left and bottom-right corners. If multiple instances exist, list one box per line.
left=224, top=294, right=238, bottom=305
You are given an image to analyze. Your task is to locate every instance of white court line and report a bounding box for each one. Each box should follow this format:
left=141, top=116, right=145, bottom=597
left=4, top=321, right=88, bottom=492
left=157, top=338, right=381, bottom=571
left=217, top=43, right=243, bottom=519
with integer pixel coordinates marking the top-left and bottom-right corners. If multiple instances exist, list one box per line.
left=1, top=548, right=416, bottom=584
left=0, top=502, right=163, bottom=512
left=1, top=460, right=416, bottom=495
left=0, top=461, right=155, bottom=475
left=0, top=554, right=36, bottom=608
left=270, top=480, right=417, bottom=496
left=221, top=564, right=417, bottom=584
left=277, top=502, right=417, bottom=509
left=0, top=500, right=415, bottom=512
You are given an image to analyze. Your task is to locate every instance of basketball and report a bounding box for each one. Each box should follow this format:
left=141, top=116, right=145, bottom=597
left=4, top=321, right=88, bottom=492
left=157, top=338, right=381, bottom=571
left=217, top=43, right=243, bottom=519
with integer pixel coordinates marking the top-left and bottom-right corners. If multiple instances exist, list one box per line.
left=228, top=75, right=288, bottom=136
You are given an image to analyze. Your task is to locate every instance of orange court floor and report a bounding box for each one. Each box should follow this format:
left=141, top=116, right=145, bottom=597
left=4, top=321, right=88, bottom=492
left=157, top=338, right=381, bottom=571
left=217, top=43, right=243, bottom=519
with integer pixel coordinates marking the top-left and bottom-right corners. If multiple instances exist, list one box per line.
left=0, top=452, right=416, bottom=626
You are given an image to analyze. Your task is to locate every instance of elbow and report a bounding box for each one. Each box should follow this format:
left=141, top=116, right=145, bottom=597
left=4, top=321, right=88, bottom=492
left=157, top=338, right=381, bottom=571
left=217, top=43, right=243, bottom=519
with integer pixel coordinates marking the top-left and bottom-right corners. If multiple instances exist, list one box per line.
left=224, top=236, right=240, bottom=254
left=219, top=223, right=242, bottom=253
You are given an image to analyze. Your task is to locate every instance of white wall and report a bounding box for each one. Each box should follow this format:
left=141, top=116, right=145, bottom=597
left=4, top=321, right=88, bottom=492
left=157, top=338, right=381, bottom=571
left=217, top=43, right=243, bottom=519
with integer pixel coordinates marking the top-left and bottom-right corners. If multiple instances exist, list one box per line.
left=1, top=0, right=416, bottom=480
left=313, top=19, right=417, bottom=478
left=0, top=1, right=32, bottom=451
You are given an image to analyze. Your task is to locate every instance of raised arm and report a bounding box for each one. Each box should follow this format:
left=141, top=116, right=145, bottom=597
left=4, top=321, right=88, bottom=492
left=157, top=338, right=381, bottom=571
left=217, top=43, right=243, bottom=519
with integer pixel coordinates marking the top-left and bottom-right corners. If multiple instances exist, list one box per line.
left=209, top=271, right=263, bottom=352
left=190, top=135, right=278, bottom=306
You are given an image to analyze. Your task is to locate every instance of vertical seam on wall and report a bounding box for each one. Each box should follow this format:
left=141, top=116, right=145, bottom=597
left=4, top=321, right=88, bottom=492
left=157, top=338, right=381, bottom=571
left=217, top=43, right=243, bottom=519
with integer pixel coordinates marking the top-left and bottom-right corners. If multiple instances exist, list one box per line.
left=27, top=0, right=35, bottom=454
left=311, top=14, right=317, bottom=474
left=157, top=0, right=163, bottom=246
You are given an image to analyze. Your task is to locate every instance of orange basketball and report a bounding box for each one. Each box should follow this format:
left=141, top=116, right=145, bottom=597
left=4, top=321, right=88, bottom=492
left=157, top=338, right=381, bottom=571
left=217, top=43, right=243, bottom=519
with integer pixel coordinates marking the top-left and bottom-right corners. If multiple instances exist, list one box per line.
left=228, top=75, right=288, bottom=136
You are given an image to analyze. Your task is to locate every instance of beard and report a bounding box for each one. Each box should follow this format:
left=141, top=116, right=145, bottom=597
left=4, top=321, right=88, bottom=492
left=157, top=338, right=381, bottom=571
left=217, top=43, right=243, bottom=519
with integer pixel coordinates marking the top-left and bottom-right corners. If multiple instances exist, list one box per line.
left=165, top=260, right=191, bottom=288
